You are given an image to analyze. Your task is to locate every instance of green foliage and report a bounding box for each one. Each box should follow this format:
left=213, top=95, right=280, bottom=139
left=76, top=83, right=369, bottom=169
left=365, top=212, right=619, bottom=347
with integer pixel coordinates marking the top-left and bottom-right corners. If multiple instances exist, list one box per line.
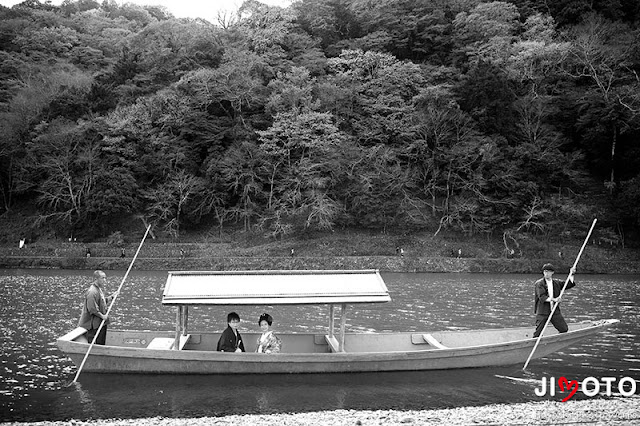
left=341, top=145, right=408, bottom=229
left=258, top=98, right=350, bottom=233
left=22, top=118, right=98, bottom=226
left=143, top=170, right=206, bottom=237
left=107, top=230, right=125, bottom=247
left=0, top=0, right=639, bottom=244
left=456, top=61, right=519, bottom=137
left=616, top=176, right=640, bottom=228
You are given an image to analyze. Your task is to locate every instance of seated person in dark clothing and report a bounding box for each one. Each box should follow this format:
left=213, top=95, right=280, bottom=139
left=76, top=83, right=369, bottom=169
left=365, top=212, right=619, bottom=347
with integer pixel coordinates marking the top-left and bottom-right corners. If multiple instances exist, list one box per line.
left=216, top=311, right=245, bottom=352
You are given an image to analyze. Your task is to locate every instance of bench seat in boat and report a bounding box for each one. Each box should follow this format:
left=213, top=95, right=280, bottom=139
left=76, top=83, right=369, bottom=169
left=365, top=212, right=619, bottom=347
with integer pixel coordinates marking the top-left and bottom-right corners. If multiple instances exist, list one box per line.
left=147, top=334, right=191, bottom=350
left=410, top=333, right=448, bottom=349
left=325, top=334, right=341, bottom=352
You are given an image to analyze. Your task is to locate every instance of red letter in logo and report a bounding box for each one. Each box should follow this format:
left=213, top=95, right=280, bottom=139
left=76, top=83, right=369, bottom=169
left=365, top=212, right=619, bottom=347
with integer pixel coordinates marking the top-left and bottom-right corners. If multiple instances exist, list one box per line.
left=558, top=376, right=579, bottom=402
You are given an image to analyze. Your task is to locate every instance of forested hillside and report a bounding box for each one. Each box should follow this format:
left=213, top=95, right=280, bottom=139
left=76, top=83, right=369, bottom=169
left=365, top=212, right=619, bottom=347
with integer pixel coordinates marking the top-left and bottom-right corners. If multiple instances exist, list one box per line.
left=1, top=0, right=639, bottom=248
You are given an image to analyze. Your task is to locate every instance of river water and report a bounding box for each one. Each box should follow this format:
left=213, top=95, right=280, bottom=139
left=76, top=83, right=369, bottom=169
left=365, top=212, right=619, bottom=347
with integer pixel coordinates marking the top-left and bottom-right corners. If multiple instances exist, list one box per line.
left=0, top=269, right=638, bottom=422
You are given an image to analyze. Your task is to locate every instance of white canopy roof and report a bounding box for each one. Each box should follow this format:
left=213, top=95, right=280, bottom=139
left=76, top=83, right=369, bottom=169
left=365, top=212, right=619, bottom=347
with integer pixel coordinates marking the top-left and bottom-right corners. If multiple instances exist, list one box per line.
left=162, top=269, right=391, bottom=305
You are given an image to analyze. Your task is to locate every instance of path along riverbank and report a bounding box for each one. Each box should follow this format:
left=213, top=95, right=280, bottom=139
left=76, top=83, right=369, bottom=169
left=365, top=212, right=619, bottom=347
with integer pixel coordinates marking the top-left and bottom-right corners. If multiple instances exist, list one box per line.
left=3, top=232, right=639, bottom=273
left=2, top=253, right=640, bottom=274
left=4, top=397, right=639, bottom=425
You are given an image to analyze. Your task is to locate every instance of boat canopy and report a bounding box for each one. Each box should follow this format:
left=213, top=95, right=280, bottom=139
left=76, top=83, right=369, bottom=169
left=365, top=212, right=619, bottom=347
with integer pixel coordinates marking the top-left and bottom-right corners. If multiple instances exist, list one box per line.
left=162, top=269, right=391, bottom=305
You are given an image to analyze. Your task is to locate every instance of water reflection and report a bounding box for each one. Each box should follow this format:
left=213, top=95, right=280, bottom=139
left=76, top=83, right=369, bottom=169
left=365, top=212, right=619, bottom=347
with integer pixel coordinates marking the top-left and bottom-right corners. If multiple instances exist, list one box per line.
left=21, top=367, right=541, bottom=419
left=0, top=270, right=638, bottom=421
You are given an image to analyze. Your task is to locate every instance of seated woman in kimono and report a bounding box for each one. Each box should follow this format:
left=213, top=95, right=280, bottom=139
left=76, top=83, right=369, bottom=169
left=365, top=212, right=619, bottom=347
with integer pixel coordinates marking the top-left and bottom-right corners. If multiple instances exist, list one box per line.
left=256, top=313, right=281, bottom=354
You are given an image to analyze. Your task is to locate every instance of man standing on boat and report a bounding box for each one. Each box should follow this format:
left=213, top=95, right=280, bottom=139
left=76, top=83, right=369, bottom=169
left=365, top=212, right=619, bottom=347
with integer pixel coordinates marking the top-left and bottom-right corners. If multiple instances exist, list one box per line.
left=217, top=312, right=245, bottom=352
left=78, top=270, right=118, bottom=345
left=533, top=263, right=576, bottom=338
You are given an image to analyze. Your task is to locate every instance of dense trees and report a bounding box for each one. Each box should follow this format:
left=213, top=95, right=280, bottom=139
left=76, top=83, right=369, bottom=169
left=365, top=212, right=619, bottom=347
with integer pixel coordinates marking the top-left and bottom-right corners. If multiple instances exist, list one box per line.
left=0, top=0, right=639, bottom=244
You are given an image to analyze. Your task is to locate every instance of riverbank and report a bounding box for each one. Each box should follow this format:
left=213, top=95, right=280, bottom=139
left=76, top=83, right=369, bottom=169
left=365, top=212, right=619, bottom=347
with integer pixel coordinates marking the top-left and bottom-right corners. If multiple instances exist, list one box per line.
left=2, top=229, right=638, bottom=273
left=2, top=253, right=640, bottom=274
left=5, top=397, right=639, bottom=425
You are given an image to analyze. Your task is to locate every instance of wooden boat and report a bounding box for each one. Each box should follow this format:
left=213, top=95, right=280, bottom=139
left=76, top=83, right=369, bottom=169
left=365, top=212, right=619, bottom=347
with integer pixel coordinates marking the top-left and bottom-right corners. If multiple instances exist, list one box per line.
left=56, top=270, right=619, bottom=374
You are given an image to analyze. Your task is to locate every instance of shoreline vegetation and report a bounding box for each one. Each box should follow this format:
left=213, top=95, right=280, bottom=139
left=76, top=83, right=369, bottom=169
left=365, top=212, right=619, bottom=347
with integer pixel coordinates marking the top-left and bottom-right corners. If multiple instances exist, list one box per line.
left=2, top=253, right=640, bottom=274
left=1, top=231, right=639, bottom=273
left=5, top=397, right=639, bottom=425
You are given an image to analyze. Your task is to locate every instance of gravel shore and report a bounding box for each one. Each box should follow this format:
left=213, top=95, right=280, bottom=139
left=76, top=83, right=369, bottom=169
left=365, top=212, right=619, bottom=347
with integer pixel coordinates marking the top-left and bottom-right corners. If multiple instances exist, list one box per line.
left=4, top=397, right=638, bottom=426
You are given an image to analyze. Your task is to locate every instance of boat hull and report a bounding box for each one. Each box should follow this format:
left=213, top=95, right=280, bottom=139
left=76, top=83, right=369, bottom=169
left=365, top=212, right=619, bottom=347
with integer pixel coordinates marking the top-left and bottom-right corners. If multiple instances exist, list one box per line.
left=56, top=319, right=618, bottom=374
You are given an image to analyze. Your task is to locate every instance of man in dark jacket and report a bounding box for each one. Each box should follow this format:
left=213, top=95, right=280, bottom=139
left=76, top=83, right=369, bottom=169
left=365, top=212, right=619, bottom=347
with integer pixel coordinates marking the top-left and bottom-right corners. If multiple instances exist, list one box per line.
left=533, top=263, right=576, bottom=338
left=217, top=312, right=245, bottom=352
left=78, top=270, right=118, bottom=345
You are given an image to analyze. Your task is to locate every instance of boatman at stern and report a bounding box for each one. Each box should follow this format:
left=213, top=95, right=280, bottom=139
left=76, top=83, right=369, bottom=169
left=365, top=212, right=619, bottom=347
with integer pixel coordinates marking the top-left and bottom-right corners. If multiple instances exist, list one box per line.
left=533, top=263, right=576, bottom=338
left=78, top=270, right=118, bottom=345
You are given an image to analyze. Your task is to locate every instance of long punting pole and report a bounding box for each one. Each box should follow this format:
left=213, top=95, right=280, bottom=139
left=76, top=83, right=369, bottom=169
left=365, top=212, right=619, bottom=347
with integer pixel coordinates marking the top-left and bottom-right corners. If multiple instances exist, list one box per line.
left=523, top=218, right=597, bottom=370
left=72, top=224, right=151, bottom=383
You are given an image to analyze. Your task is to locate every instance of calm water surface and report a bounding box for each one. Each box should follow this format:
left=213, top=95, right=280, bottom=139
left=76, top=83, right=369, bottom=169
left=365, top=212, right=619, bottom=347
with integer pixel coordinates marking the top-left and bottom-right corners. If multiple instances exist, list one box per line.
left=0, top=269, right=638, bottom=421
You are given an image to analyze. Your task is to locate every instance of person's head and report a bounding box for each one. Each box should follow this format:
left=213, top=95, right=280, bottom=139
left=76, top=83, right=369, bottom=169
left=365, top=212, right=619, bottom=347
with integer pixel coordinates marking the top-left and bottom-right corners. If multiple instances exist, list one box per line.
left=258, top=313, right=273, bottom=331
left=227, top=312, right=241, bottom=330
left=542, top=263, right=555, bottom=278
left=93, top=270, right=106, bottom=286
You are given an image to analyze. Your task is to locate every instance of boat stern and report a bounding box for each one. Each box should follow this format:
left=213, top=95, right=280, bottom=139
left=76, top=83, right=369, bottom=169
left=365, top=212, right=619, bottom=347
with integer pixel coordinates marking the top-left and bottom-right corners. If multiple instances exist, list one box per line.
left=56, top=327, right=88, bottom=353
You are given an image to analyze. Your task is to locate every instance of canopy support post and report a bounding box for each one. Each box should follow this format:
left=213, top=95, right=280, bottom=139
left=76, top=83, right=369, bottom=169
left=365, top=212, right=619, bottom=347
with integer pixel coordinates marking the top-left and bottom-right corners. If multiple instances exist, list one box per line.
left=339, top=303, right=347, bottom=352
left=329, top=304, right=335, bottom=339
left=173, top=306, right=182, bottom=350
left=183, top=306, right=189, bottom=336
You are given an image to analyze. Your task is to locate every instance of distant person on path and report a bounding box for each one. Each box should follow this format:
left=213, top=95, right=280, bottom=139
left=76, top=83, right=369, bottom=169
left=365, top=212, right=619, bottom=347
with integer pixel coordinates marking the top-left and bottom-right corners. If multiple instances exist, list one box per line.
left=256, top=313, right=281, bottom=354
left=78, top=270, right=118, bottom=345
left=120, top=248, right=126, bottom=258
left=533, top=263, right=576, bottom=338
left=217, top=312, right=245, bottom=352
left=85, top=247, right=91, bottom=258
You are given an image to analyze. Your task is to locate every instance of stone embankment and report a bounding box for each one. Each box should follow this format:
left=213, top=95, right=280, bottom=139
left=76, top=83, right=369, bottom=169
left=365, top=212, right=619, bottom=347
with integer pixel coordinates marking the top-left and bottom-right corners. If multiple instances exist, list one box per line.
left=1, top=242, right=639, bottom=273
left=2, top=253, right=640, bottom=274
